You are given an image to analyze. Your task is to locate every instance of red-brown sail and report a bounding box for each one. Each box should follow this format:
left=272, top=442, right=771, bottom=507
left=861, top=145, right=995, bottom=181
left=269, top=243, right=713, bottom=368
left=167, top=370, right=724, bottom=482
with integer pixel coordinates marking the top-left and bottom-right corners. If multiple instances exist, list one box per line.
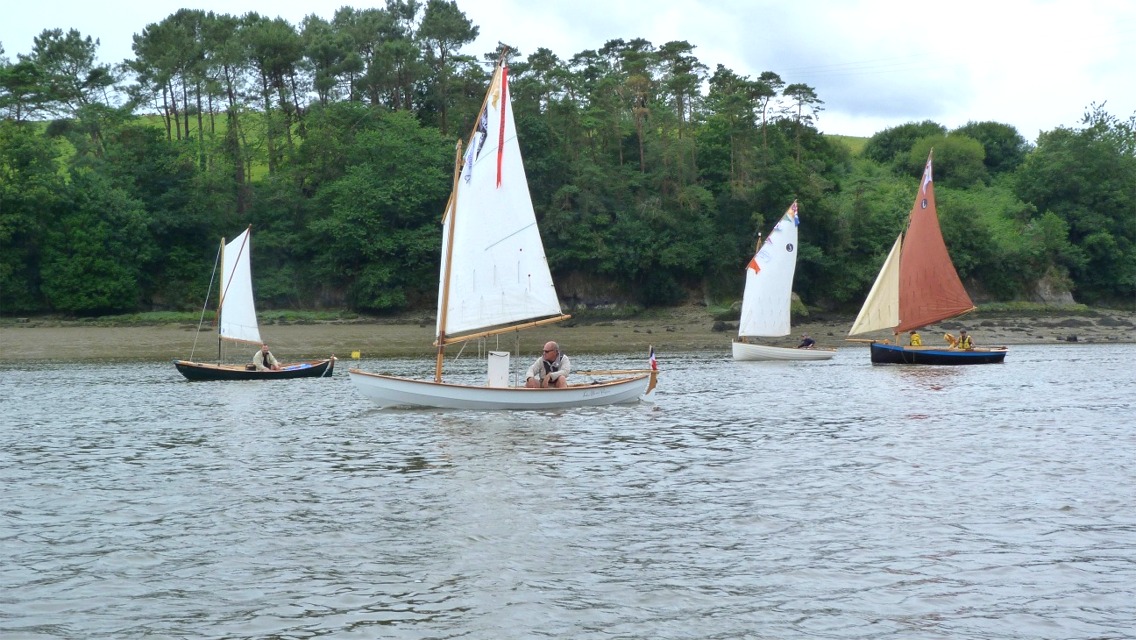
left=895, top=154, right=975, bottom=333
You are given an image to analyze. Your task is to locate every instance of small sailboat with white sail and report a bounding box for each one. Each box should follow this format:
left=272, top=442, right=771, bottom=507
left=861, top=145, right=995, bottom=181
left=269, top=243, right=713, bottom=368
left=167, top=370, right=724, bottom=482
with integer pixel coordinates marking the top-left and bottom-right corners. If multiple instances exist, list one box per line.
left=847, top=152, right=1007, bottom=365
left=173, top=226, right=336, bottom=380
left=349, top=58, right=656, bottom=409
left=732, top=201, right=835, bottom=361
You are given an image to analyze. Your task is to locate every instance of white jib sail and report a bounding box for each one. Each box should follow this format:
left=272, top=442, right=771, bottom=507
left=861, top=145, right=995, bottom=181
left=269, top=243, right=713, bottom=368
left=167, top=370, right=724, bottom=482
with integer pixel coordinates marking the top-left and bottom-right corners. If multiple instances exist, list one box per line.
left=437, top=66, right=562, bottom=339
left=738, top=207, right=800, bottom=337
left=848, top=234, right=902, bottom=336
left=219, top=228, right=262, bottom=344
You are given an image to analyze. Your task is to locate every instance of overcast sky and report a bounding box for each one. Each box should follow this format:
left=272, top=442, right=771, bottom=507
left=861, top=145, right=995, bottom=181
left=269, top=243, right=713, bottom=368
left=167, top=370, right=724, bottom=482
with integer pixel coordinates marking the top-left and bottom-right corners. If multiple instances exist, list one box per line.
left=2, top=0, right=1133, bottom=140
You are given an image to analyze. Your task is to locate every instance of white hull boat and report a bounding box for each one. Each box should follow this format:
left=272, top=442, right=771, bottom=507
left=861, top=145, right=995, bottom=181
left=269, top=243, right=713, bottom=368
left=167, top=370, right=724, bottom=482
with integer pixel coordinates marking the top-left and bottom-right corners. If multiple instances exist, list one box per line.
left=350, top=370, right=652, bottom=410
left=732, top=202, right=835, bottom=361
left=731, top=341, right=835, bottom=361
left=349, top=55, right=657, bottom=409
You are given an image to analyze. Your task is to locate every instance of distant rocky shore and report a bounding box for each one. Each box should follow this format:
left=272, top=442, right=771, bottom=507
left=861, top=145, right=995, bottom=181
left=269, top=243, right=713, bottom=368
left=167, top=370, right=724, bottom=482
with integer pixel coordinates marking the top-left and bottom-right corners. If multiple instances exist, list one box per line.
left=2, top=306, right=1134, bottom=362
left=736, top=308, right=1136, bottom=348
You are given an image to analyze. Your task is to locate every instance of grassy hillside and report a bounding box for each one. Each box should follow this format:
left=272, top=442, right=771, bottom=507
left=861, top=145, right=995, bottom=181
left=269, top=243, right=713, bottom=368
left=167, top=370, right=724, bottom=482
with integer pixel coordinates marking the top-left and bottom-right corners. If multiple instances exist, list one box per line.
left=827, top=134, right=868, bottom=155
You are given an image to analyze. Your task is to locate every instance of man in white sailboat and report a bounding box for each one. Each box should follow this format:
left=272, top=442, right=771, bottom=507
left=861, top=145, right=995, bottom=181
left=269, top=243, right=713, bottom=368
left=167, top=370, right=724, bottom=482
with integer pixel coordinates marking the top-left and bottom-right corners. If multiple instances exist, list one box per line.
left=525, top=341, right=571, bottom=388
left=253, top=344, right=281, bottom=371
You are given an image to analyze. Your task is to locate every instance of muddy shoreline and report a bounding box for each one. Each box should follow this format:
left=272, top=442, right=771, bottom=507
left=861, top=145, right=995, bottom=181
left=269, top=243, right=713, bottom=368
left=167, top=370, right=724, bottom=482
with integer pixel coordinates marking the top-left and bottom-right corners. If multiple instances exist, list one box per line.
left=3, top=307, right=1134, bottom=363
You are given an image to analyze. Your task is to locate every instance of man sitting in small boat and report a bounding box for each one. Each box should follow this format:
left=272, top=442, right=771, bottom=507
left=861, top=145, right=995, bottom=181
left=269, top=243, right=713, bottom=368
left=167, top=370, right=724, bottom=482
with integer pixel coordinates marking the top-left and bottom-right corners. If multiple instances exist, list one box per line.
left=796, top=334, right=816, bottom=349
left=525, top=341, right=570, bottom=388
left=908, top=330, right=922, bottom=346
left=253, top=344, right=281, bottom=371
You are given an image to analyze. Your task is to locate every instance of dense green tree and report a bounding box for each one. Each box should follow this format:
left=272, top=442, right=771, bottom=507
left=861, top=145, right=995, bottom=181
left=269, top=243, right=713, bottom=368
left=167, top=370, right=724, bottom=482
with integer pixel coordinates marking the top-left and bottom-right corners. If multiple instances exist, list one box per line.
left=39, top=172, right=151, bottom=314
left=3, top=10, right=1133, bottom=315
left=1013, top=107, right=1136, bottom=303
left=201, top=12, right=254, bottom=214
left=335, top=5, right=422, bottom=111
left=703, top=66, right=752, bottom=187
left=754, top=71, right=784, bottom=150
left=304, top=109, right=450, bottom=310
left=781, top=82, right=823, bottom=163
left=863, top=120, right=947, bottom=166
left=417, top=0, right=478, bottom=134
left=951, top=120, right=1029, bottom=175
left=941, top=186, right=1073, bottom=300
left=0, top=121, right=64, bottom=312
left=0, top=58, right=45, bottom=121
left=19, top=28, right=116, bottom=119
left=905, top=134, right=987, bottom=188
left=101, top=122, right=209, bottom=307
left=244, top=13, right=305, bottom=174
left=300, top=15, right=362, bottom=106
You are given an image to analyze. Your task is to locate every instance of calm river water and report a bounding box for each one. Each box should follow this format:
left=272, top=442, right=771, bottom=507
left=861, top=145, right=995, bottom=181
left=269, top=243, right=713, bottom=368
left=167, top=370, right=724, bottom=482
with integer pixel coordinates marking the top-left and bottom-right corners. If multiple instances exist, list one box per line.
left=2, top=344, right=1134, bottom=639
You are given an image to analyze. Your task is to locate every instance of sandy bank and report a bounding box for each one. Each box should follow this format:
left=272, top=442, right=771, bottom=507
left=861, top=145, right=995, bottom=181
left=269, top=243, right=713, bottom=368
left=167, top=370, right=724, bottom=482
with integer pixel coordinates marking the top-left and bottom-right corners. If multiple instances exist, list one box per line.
left=2, top=307, right=1134, bottom=363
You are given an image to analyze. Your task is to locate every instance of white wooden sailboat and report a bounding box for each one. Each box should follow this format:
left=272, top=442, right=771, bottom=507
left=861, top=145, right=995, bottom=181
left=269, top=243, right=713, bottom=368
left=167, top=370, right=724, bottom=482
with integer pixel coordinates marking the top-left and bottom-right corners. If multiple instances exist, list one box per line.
left=847, top=152, right=1007, bottom=365
left=349, top=60, right=656, bottom=409
left=174, top=227, right=336, bottom=380
left=732, top=201, right=835, bottom=361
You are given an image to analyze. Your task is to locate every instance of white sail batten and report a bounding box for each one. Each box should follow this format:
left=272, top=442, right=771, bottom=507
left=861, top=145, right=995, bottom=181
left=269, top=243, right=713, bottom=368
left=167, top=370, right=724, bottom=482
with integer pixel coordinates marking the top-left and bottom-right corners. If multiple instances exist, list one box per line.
left=737, top=205, right=799, bottom=337
left=437, top=66, right=562, bottom=340
left=219, top=228, right=262, bottom=344
left=849, top=234, right=902, bottom=336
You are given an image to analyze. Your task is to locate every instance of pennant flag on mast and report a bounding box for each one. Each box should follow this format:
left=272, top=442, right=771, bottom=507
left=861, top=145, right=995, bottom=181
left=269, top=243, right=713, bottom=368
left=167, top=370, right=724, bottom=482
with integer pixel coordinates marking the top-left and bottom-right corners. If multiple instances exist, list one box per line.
left=747, top=234, right=763, bottom=274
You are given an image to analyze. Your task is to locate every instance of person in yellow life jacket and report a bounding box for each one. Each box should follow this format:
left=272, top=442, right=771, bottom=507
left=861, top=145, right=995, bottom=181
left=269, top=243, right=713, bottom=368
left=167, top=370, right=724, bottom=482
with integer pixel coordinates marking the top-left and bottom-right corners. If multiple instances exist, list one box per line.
left=908, top=330, right=922, bottom=346
left=956, top=329, right=974, bottom=350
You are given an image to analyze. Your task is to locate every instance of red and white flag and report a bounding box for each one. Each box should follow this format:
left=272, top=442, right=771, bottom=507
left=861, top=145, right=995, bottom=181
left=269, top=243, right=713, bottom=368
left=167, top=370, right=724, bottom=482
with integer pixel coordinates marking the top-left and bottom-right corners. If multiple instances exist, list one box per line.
left=496, top=66, right=508, bottom=187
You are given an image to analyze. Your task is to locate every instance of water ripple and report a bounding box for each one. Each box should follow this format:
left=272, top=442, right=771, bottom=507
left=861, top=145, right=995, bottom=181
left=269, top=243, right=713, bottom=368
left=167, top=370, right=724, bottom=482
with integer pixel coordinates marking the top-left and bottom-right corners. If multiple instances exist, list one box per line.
left=1, top=344, right=1134, bottom=638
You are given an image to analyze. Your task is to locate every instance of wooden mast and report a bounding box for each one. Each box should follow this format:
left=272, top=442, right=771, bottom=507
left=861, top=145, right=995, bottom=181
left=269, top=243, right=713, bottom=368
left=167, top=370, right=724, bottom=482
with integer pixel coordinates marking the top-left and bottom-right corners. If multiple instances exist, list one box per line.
left=217, top=235, right=225, bottom=362
left=433, top=53, right=512, bottom=382
left=434, top=142, right=465, bottom=382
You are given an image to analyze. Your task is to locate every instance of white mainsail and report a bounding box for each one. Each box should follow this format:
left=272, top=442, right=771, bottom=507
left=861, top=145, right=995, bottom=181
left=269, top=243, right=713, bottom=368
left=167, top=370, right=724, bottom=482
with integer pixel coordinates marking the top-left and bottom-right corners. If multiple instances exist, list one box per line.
left=436, top=65, right=562, bottom=341
left=349, top=58, right=655, bottom=408
left=219, top=228, right=261, bottom=344
left=848, top=234, right=902, bottom=336
left=737, top=203, right=800, bottom=338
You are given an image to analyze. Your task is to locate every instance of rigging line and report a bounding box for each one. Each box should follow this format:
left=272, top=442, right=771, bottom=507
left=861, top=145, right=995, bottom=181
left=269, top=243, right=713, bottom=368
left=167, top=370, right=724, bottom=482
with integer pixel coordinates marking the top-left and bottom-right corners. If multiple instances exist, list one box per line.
left=776, top=56, right=940, bottom=77
left=483, top=221, right=538, bottom=251
left=777, top=53, right=929, bottom=71
left=781, top=61, right=941, bottom=78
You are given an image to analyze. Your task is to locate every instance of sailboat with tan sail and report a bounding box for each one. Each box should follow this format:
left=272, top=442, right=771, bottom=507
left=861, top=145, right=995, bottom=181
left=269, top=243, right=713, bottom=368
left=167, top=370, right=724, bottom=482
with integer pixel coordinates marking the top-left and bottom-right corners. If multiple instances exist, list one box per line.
left=847, top=151, right=1007, bottom=365
left=348, top=58, right=657, bottom=409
